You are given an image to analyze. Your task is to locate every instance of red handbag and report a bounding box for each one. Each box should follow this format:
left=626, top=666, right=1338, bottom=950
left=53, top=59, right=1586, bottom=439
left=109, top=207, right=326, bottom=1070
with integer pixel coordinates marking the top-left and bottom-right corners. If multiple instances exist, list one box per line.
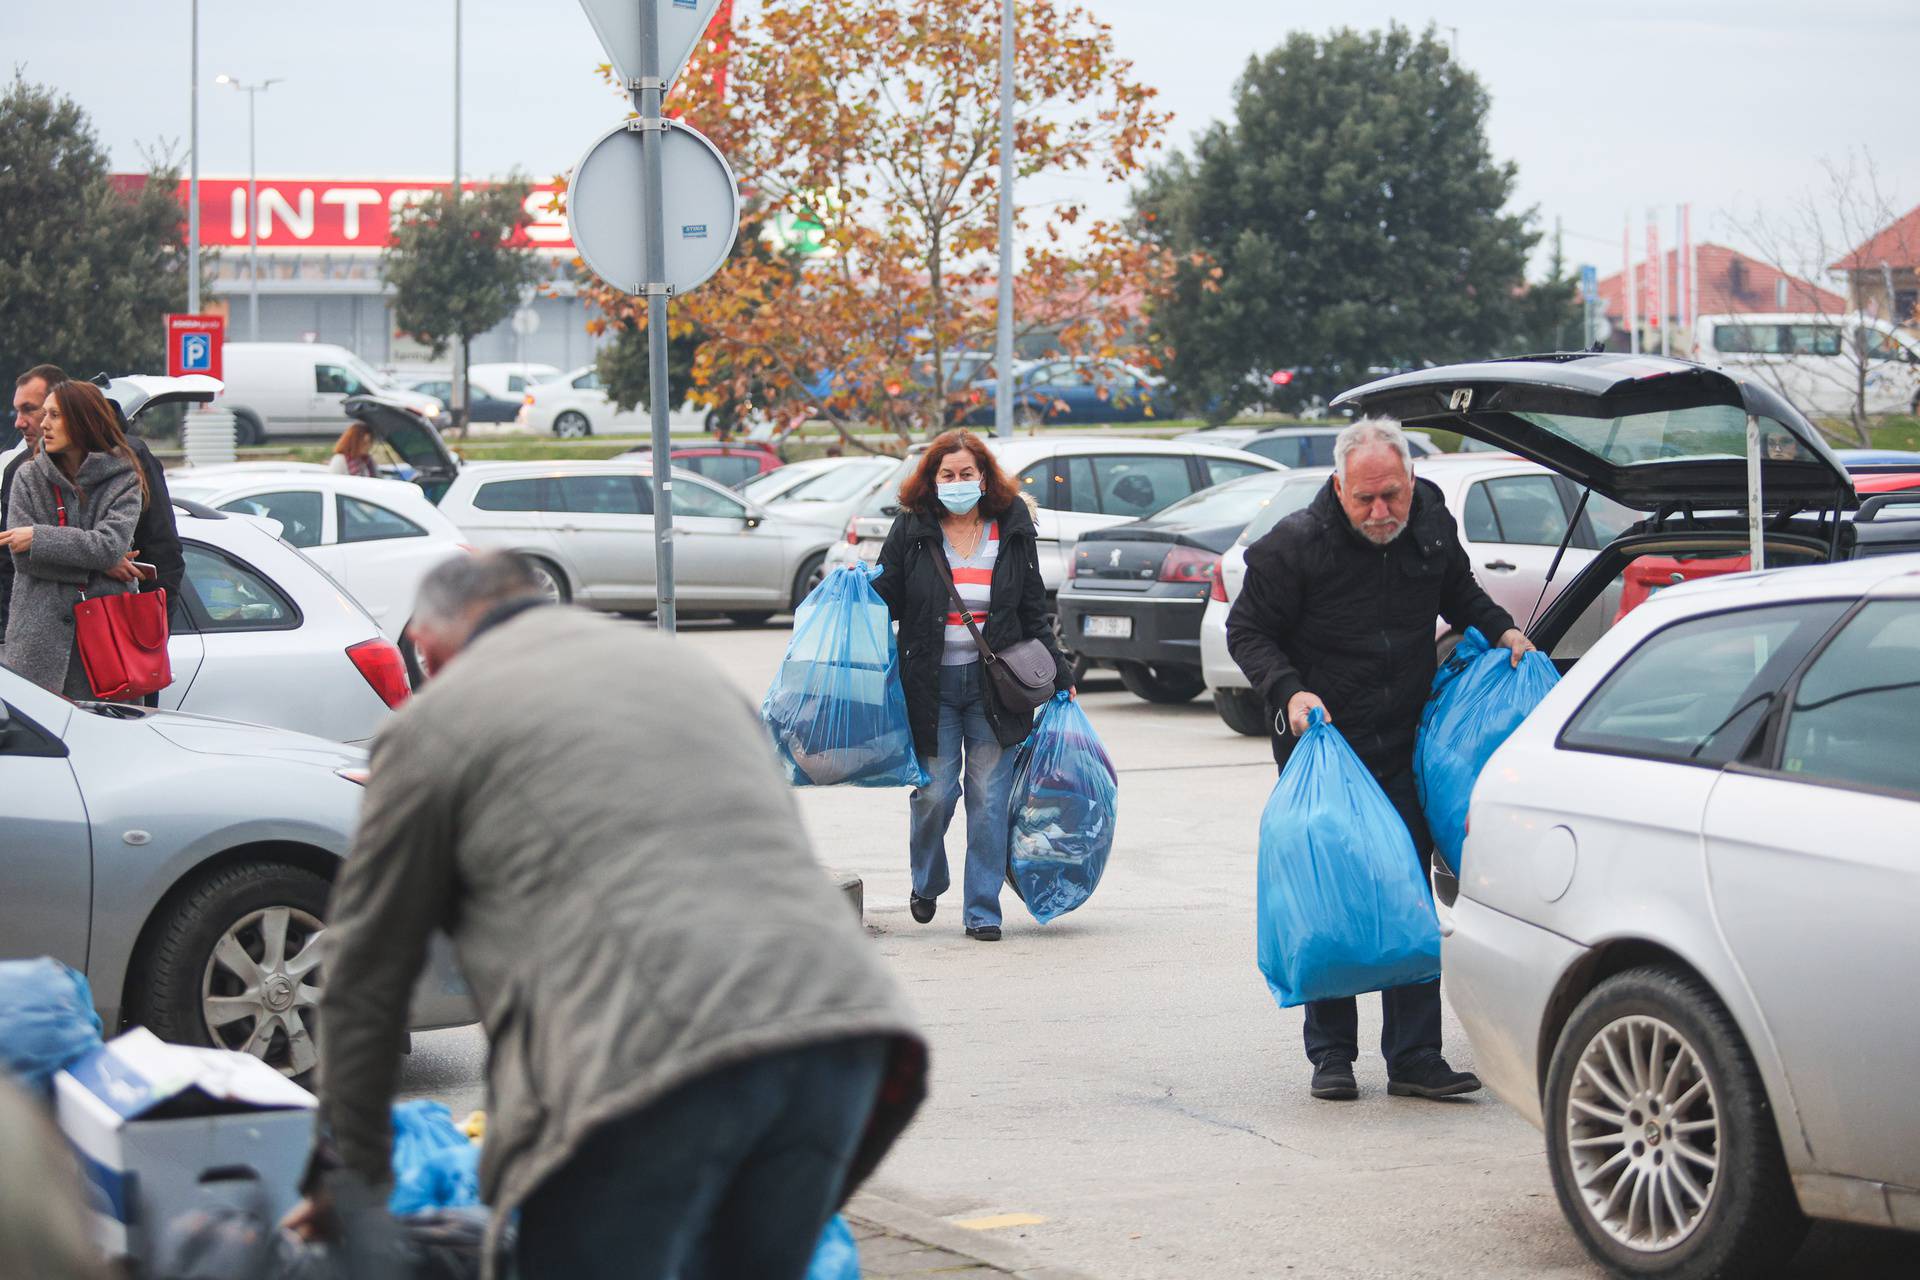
left=55, top=488, right=172, bottom=701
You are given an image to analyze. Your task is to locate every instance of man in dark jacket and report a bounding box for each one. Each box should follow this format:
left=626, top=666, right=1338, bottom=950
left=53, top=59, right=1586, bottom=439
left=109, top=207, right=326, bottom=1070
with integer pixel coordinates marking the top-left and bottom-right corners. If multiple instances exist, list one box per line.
left=2, top=366, right=60, bottom=640
left=1228, top=418, right=1533, bottom=1103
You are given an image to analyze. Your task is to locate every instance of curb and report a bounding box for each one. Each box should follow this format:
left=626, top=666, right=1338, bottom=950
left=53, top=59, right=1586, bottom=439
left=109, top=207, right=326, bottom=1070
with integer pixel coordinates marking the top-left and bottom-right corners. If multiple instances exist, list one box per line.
left=844, top=1190, right=1102, bottom=1280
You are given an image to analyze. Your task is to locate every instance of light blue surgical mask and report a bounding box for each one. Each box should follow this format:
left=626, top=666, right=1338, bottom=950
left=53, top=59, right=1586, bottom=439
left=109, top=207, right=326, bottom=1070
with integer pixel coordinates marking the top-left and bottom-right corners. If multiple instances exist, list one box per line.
left=937, top=481, right=984, bottom=515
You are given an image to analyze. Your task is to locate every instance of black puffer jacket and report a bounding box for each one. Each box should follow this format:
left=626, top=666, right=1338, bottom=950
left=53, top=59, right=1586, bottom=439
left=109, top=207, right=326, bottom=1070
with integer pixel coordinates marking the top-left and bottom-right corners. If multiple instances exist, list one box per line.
left=873, top=495, right=1071, bottom=758
left=1226, top=476, right=1514, bottom=775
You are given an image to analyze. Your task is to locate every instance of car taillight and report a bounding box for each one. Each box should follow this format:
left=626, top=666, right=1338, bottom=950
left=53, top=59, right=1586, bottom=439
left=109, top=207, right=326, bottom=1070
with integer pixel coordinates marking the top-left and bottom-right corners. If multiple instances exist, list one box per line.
left=846, top=519, right=860, bottom=546
left=1159, top=546, right=1219, bottom=584
left=1210, top=569, right=1229, bottom=603
left=347, top=639, right=411, bottom=710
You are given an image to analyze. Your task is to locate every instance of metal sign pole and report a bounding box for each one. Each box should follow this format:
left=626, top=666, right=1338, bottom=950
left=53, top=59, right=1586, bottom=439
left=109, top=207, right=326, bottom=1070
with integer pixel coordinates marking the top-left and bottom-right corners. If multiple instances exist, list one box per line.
left=1746, top=413, right=1766, bottom=572
left=637, top=1, right=676, bottom=634
left=992, top=0, right=1015, bottom=439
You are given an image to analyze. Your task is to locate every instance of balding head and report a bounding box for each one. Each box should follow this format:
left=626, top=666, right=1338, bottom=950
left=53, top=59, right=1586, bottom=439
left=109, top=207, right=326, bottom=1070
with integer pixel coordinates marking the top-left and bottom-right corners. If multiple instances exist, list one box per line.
left=409, top=551, right=547, bottom=676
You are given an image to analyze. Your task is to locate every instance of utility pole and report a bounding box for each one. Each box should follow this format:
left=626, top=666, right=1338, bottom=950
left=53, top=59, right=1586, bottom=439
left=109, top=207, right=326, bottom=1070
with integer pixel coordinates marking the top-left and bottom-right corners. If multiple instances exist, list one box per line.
left=451, top=0, right=468, bottom=436
left=216, top=75, right=282, bottom=342
left=188, top=0, right=200, bottom=315
left=638, top=0, right=677, bottom=632
left=992, top=0, right=1016, bottom=438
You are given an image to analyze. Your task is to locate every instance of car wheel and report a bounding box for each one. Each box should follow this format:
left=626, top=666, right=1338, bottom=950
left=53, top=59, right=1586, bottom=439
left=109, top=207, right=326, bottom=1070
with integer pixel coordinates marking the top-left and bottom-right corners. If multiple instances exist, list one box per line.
left=1544, top=967, right=1807, bottom=1279
left=1047, top=610, right=1091, bottom=685
left=727, top=611, right=775, bottom=627
left=525, top=557, right=571, bottom=604
left=1213, top=687, right=1269, bottom=736
left=230, top=409, right=265, bottom=447
left=791, top=552, right=828, bottom=611
left=1117, top=661, right=1207, bottom=704
left=128, top=861, right=332, bottom=1084
left=1436, top=629, right=1464, bottom=663
left=553, top=411, right=592, bottom=439
left=398, top=626, right=426, bottom=689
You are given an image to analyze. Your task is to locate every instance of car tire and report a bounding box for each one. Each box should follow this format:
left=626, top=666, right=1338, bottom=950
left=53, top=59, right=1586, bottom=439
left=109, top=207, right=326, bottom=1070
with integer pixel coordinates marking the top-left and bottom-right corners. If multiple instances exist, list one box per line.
left=398, top=625, right=426, bottom=689
left=524, top=557, right=571, bottom=604
left=1544, top=967, right=1807, bottom=1280
left=553, top=411, right=592, bottom=439
left=1046, top=609, right=1091, bottom=685
left=1117, top=661, right=1207, bottom=704
left=1213, top=687, right=1268, bottom=736
left=230, top=409, right=265, bottom=447
left=127, top=861, right=333, bottom=1084
left=791, top=552, right=828, bottom=611
left=727, top=611, right=775, bottom=627
left=1436, top=629, right=1464, bottom=663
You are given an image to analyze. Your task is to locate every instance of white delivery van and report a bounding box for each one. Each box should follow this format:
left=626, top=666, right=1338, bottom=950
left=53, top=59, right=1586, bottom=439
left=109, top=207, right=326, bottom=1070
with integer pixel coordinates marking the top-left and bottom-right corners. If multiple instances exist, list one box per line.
left=1694, top=313, right=1920, bottom=419
left=220, top=343, right=443, bottom=443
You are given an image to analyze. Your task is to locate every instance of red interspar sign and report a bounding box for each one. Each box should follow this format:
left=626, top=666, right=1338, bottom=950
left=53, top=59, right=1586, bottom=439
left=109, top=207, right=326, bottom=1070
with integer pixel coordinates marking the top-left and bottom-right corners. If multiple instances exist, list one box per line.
left=115, top=176, right=575, bottom=253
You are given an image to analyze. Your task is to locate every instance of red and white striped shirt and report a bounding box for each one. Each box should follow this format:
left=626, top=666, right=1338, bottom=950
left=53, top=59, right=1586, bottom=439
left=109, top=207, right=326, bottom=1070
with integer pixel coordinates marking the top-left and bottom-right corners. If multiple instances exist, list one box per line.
left=942, top=522, right=999, bottom=666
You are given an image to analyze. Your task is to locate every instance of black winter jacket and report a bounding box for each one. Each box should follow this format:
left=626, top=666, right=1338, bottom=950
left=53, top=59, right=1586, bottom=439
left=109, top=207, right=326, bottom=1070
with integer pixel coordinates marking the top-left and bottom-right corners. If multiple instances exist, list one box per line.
left=127, top=438, right=185, bottom=603
left=1226, top=476, right=1515, bottom=776
left=872, top=495, right=1071, bottom=758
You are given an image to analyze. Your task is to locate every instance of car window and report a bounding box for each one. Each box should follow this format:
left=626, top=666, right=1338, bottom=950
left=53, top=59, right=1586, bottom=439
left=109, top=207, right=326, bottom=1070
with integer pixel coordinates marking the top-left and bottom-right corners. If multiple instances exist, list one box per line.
left=507, top=375, right=527, bottom=392
left=1583, top=493, right=1642, bottom=544
left=858, top=462, right=913, bottom=518
left=1082, top=455, right=1195, bottom=519
left=181, top=544, right=299, bottom=632
left=1784, top=325, right=1845, bottom=357
left=1546, top=545, right=1829, bottom=663
left=1778, top=600, right=1920, bottom=797
left=1462, top=482, right=1500, bottom=543
left=555, top=475, right=647, bottom=515
left=1514, top=404, right=1804, bottom=468
left=672, top=479, right=747, bottom=520
left=1150, top=475, right=1289, bottom=528
left=1560, top=601, right=1849, bottom=767
left=315, top=364, right=368, bottom=396
left=472, top=478, right=547, bottom=512
left=337, top=495, right=428, bottom=543
left=1204, top=457, right=1270, bottom=487
left=1714, top=324, right=1778, bottom=355
left=686, top=454, right=762, bottom=488
left=1246, top=436, right=1309, bottom=468
left=571, top=370, right=601, bottom=391
left=1483, top=475, right=1571, bottom=547
left=1238, top=475, right=1329, bottom=544
left=778, top=462, right=886, bottom=504
left=219, top=490, right=323, bottom=549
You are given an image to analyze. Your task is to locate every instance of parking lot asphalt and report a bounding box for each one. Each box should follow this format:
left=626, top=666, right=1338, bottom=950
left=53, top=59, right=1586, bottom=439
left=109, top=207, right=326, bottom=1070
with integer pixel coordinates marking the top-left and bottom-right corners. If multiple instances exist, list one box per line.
left=402, top=618, right=1920, bottom=1279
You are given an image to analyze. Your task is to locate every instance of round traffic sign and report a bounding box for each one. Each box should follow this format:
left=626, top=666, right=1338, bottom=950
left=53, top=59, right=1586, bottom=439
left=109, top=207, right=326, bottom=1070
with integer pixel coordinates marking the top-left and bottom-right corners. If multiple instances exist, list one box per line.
left=567, top=119, right=740, bottom=297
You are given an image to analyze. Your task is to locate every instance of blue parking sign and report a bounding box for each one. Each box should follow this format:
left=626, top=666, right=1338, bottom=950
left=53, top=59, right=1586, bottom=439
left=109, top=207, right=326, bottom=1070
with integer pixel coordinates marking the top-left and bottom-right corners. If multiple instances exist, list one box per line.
left=180, top=332, right=212, bottom=372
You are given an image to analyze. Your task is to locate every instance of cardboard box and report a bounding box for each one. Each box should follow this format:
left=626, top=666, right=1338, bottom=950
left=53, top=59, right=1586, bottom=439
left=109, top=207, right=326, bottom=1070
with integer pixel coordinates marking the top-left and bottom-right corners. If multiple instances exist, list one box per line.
left=54, top=1027, right=316, bottom=1264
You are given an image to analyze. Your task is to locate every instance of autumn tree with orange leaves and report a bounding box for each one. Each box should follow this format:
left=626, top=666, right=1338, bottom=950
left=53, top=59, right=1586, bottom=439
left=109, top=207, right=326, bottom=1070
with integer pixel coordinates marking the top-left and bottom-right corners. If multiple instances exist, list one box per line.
left=579, top=0, right=1174, bottom=442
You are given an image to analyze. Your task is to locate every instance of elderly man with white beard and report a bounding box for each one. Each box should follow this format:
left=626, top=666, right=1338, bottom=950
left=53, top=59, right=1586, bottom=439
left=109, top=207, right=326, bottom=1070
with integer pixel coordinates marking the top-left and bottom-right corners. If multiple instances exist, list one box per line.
left=1227, top=417, right=1533, bottom=1104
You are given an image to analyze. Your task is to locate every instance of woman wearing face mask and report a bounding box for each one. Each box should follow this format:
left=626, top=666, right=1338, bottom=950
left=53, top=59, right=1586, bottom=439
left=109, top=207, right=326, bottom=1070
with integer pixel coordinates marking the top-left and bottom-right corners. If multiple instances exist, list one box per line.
left=0, top=380, right=147, bottom=699
left=872, top=430, right=1073, bottom=940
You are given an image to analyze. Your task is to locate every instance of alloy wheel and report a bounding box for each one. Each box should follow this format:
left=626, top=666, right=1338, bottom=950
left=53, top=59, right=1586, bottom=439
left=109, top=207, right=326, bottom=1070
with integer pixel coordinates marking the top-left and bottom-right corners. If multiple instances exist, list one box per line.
left=200, top=905, right=326, bottom=1078
left=1565, top=1013, right=1721, bottom=1254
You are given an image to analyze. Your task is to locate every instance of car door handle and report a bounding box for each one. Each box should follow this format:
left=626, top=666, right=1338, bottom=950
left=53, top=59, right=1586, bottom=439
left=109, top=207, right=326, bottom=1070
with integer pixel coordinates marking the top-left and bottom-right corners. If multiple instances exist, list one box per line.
left=558, top=523, right=581, bottom=533
left=1484, top=559, right=1517, bottom=572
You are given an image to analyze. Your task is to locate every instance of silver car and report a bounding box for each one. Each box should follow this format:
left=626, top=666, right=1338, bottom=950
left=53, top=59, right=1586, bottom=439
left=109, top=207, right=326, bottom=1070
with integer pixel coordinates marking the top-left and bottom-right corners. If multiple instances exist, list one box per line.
left=0, top=665, right=471, bottom=1081
left=436, top=459, right=843, bottom=623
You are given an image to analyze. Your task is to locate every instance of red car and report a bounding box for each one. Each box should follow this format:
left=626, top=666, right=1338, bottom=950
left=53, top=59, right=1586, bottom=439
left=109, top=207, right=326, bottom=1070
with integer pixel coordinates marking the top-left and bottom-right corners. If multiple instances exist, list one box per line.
left=620, top=443, right=785, bottom=489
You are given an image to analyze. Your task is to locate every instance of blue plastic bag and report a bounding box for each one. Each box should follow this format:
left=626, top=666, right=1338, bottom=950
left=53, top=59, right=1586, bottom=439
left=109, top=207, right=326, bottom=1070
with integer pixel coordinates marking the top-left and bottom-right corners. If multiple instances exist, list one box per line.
left=1256, top=711, right=1441, bottom=1008
left=762, top=564, right=929, bottom=788
left=805, top=1215, right=860, bottom=1280
left=1416, top=626, right=1561, bottom=874
left=0, top=958, right=103, bottom=1097
left=1007, top=692, right=1118, bottom=923
left=389, top=1100, right=481, bottom=1216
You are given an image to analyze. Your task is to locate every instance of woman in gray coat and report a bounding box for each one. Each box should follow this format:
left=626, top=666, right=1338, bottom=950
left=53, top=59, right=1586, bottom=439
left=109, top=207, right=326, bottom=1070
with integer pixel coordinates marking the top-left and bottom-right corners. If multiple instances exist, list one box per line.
left=0, top=380, right=147, bottom=699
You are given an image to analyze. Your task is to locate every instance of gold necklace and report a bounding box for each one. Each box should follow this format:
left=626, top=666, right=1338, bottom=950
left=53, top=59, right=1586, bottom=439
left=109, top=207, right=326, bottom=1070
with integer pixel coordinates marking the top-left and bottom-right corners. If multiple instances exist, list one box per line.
left=947, top=517, right=985, bottom=559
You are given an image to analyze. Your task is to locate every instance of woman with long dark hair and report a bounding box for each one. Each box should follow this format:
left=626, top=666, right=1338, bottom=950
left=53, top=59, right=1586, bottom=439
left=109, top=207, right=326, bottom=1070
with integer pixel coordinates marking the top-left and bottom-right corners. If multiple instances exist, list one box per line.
left=0, top=380, right=147, bottom=698
left=872, top=430, right=1072, bottom=940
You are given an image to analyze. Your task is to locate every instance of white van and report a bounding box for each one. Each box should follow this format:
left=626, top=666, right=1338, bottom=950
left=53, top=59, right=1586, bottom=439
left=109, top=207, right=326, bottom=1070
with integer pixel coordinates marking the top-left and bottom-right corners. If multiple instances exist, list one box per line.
left=1693, top=313, right=1920, bottom=419
left=220, top=343, right=443, bottom=444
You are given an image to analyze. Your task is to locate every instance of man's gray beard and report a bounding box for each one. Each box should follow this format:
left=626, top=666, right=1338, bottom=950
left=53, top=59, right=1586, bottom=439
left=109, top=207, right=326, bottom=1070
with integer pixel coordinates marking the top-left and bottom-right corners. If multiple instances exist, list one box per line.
left=1358, top=519, right=1406, bottom=546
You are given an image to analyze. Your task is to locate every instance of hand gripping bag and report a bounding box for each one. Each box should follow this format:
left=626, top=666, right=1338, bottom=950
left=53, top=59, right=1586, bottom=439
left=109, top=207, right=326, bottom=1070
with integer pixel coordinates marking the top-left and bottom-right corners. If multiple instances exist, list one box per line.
left=1006, top=692, right=1118, bottom=923
left=0, top=957, right=103, bottom=1097
left=1256, top=711, right=1440, bottom=1008
left=761, top=564, right=929, bottom=788
left=1415, top=626, right=1560, bottom=874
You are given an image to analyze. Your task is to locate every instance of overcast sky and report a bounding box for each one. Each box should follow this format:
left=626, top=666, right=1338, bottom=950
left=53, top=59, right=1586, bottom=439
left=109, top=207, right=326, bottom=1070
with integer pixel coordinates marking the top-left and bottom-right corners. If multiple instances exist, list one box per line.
left=11, top=1, right=1919, bottom=279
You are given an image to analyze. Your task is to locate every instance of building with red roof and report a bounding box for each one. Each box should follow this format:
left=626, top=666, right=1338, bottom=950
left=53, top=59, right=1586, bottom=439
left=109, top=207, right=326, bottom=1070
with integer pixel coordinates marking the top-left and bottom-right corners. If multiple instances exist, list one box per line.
left=1831, top=203, right=1920, bottom=327
left=1593, top=242, right=1847, bottom=354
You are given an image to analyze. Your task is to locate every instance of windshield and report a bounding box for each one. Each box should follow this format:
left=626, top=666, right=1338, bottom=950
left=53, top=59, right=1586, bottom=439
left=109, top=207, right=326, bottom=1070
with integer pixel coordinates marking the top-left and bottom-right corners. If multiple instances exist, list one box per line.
left=775, top=460, right=891, bottom=504
left=1513, top=404, right=1804, bottom=467
left=342, top=353, right=395, bottom=392
left=858, top=459, right=916, bottom=517
left=1237, top=473, right=1331, bottom=544
left=1150, top=473, right=1292, bottom=528
left=741, top=467, right=807, bottom=501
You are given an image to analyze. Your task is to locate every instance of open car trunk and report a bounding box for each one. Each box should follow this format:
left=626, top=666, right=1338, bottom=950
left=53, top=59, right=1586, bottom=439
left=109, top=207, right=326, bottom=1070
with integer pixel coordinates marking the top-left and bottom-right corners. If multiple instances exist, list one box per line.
left=342, top=394, right=461, bottom=502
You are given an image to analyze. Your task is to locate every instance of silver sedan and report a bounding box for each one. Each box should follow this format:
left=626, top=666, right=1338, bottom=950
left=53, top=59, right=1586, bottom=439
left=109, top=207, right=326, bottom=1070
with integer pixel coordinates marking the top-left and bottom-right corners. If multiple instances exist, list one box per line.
left=0, top=667, right=472, bottom=1080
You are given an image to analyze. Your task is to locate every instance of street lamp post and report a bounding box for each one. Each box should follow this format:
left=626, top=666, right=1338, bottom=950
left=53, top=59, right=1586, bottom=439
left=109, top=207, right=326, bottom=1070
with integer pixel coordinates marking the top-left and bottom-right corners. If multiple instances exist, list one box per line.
left=216, top=74, right=284, bottom=342
left=992, top=0, right=1016, bottom=438
left=188, top=0, right=200, bottom=315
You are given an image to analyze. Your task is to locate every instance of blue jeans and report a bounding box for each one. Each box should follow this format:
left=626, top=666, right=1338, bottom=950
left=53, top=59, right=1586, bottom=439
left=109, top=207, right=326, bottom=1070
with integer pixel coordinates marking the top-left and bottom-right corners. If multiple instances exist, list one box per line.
left=909, top=662, right=1017, bottom=929
left=515, top=1037, right=889, bottom=1280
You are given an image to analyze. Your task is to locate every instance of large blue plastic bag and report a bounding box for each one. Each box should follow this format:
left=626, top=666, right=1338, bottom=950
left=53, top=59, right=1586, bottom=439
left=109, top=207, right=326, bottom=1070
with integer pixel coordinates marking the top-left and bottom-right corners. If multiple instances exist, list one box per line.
left=1256, top=712, right=1441, bottom=1008
left=1416, top=626, right=1560, bottom=874
left=1007, top=692, right=1118, bottom=923
left=389, top=1100, right=480, bottom=1216
left=762, top=564, right=928, bottom=788
left=806, top=1215, right=859, bottom=1280
left=0, top=957, right=103, bottom=1097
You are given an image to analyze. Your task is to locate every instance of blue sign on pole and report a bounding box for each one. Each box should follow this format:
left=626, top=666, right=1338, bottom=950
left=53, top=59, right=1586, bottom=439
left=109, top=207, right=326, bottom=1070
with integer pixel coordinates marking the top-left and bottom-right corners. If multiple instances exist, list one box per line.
left=179, top=332, right=213, bottom=372
left=1579, top=264, right=1598, bottom=301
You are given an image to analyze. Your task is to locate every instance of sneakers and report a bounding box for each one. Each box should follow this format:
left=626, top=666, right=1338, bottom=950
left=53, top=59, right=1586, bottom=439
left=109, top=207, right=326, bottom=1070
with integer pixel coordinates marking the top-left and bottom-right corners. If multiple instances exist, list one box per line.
left=1310, top=1057, right=1358, bottom=1101
left=1387, top=1055, right=1483, bottom=1099
left=965, top=925, right=1002, bottom=942
left=909, top=894, right=937, bottom=924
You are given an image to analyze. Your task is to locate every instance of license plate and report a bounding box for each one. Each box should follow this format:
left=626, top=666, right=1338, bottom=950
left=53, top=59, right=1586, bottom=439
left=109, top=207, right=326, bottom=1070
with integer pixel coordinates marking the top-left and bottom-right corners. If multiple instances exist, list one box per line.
left=1082, top=615, right=1132, bottom=639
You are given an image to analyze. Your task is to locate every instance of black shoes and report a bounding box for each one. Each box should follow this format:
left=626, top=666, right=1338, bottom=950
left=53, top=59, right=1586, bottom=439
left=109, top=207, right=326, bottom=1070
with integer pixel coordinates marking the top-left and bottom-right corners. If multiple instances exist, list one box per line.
left=910, top=894, right=937, bottom=924
left=965, top=925, right=1002, bottom=942
left=1310, top=1057, right=1358, bottom=1101
left=1387, top=1055, right=1483, bottom=1099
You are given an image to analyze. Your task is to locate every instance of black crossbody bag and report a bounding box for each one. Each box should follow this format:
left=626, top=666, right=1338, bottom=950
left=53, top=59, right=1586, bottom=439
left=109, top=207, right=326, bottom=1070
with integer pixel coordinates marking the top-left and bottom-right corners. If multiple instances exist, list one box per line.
left=929, top=541, right=1057, bottom=716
